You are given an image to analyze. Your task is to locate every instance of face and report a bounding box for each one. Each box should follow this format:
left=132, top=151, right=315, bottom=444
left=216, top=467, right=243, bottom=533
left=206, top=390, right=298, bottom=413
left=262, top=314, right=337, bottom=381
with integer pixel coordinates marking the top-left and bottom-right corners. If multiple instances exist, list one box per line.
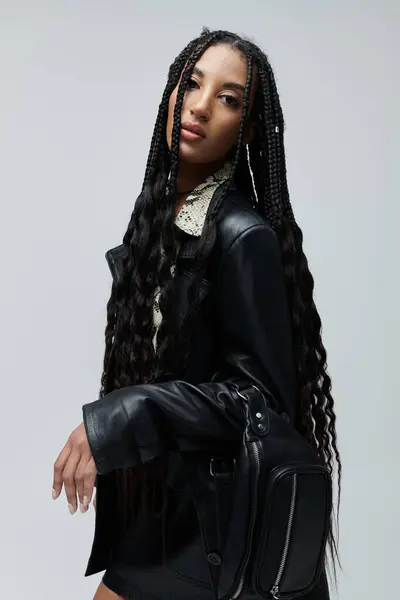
left=166, top=44, right=257, bottom=167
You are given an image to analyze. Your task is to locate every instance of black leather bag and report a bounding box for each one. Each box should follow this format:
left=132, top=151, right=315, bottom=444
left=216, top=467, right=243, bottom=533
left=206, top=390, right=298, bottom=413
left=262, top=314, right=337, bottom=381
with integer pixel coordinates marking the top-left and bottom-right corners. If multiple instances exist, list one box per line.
left=215, top=383, right=332, bottom=600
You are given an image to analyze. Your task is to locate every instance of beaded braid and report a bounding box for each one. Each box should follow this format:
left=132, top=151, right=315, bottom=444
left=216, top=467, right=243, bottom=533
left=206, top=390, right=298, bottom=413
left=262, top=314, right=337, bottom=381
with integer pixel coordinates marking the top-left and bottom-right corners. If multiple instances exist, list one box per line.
left=238, top=43, right=338, bottom=462
left=207, top=48, right=254, bottom=222
left=254, top=50, right=295, bottom=224
left=242, top=43, right=291, bottom=226
left=250, top=50, right=339, bottom=469
left=232, top=40, right=341, bottom=578
left=255, top=66, right=284, bottom=228
left=258, top=52, right=295, bottom=224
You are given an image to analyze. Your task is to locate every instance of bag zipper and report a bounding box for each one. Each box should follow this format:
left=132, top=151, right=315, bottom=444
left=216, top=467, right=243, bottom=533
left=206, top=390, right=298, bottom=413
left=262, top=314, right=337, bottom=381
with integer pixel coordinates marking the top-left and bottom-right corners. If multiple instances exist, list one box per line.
left=230, top=440, right=261, bottom=599
left=270, top=473, right=298, bottom=599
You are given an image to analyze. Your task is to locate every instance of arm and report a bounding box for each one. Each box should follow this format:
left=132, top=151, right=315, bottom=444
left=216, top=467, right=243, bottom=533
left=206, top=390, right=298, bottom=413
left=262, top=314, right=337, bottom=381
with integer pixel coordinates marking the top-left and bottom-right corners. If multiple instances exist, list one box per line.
left=82, top=224, right=296, bottom=476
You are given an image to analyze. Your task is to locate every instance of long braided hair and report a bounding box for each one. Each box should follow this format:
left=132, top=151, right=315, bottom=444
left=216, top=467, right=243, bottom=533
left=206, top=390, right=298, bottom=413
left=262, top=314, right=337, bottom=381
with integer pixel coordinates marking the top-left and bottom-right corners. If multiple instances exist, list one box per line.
left=99, top=28, right=341, bottom=577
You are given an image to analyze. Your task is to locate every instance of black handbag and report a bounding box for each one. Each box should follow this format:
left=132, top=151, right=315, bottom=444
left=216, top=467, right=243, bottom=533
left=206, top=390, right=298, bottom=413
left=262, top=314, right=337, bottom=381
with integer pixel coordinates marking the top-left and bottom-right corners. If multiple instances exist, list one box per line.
left=208, top=382, right=332, bottom=600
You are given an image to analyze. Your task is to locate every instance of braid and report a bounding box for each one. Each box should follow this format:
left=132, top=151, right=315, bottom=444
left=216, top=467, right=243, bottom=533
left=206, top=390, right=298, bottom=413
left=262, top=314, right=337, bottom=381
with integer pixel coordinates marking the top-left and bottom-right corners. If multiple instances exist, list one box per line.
left=234, top=42, right=341, bottom=580
left=261, top=58, right=295, bottom=224
left=255, top=66, right=283, bottom=227
left=143, top=30, right=213, bottom=186
left=97, top=28, right=231, bottom=532
left=99, top=283, right=118, bottom=395
left=152, top=30, right=225, bottom=377
left=154, top=36, right=256, bottom=378
left=209, top=47, right=254, bottom=221
left=152, top=29, right=254, bottom=378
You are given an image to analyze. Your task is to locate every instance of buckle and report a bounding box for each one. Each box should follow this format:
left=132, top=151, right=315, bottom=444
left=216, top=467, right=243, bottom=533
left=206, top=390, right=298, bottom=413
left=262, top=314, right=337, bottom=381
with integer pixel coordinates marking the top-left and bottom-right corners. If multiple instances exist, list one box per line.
left=209, top=457, right=236, bottom=477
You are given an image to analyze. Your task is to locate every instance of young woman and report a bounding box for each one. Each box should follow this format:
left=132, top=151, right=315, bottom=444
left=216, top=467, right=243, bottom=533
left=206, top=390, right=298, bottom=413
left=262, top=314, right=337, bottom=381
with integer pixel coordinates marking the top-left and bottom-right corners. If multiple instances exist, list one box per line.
left=52, top=28, right=341, bottom=600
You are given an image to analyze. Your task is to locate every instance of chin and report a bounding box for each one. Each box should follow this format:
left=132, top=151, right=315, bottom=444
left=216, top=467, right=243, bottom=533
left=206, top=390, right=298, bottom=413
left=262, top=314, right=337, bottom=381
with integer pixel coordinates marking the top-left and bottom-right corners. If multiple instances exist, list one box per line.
left=178, top=142, right=214, bottom=165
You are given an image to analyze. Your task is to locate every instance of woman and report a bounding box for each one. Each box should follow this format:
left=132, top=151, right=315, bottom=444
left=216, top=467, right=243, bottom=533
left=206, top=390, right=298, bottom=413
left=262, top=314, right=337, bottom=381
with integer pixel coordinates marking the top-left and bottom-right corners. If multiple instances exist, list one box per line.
left=53, top=28, right=341, bottom=600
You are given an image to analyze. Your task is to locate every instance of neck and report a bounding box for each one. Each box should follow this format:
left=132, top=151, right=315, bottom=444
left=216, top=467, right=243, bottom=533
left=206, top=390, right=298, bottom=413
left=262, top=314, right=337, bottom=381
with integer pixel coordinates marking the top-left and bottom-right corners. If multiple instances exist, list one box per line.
left=176, top=158, right=226, bottom=194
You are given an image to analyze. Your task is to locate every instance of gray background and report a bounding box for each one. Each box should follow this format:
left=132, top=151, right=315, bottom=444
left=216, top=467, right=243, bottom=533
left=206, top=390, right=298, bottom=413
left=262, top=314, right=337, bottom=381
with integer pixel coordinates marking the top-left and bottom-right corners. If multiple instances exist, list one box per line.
left=0, top=1, right=398, bottom=598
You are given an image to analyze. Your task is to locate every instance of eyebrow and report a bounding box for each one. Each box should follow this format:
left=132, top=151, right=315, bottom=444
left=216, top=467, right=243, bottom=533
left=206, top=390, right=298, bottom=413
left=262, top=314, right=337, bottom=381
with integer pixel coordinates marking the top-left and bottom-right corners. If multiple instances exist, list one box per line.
left=192, top=66, right=245, bottom=94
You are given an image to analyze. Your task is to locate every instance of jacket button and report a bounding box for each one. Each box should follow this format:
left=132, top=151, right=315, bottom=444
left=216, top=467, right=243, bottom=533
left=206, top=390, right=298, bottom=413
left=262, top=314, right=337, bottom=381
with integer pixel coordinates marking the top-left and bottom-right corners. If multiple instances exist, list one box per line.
left=207, top=552, right=222, bottom=566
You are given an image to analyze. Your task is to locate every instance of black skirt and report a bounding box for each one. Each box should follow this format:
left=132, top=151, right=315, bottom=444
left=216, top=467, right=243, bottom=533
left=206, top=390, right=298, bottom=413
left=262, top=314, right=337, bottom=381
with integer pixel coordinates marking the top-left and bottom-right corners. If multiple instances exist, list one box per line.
left=102, top=569, right=162, bottom=600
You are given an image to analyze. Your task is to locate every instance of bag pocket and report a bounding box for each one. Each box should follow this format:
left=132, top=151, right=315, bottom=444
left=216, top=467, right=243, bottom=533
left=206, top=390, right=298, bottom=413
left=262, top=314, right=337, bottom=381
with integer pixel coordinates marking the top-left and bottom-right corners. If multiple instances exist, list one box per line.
left=253, top=464, right=331, bottom=599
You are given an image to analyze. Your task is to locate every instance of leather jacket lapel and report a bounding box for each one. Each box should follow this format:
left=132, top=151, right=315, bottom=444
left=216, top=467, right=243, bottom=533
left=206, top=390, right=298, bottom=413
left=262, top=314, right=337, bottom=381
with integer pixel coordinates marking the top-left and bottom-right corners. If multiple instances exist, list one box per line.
left=105, top=234, right=202, bottom=285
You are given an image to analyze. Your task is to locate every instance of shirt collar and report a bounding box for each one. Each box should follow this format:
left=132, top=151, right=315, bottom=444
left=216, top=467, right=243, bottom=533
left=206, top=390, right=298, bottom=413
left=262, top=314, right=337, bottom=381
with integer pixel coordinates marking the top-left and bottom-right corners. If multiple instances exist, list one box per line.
left=175, top=162, right=232, bottom=237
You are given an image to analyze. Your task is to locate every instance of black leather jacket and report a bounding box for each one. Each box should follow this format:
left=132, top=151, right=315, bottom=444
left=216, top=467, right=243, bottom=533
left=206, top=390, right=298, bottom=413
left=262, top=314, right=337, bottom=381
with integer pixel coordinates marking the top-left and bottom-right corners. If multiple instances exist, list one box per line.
left=82, top=186, right=329, bottom=599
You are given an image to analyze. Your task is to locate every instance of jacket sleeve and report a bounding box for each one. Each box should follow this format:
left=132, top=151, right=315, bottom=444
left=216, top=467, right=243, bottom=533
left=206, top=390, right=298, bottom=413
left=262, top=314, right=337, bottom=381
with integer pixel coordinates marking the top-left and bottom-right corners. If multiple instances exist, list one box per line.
left=82, top=224, right=296, bottom=476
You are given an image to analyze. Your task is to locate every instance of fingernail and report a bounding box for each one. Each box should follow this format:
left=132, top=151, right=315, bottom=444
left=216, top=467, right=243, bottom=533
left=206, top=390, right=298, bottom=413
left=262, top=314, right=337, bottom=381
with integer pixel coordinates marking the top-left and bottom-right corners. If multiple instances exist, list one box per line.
left=83, top=495, right=89, bottom=507
left=79, top=503, right=88, bottom=513
left=52, top=488, right=58, bottom=500
left=68, top=503, right=76, bottom=515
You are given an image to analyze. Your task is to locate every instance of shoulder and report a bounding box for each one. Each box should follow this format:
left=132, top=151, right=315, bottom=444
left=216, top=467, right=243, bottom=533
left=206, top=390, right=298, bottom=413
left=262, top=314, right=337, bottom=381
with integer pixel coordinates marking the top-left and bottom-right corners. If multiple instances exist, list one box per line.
left=212, top=186, right=286, bottom=293
left=215, top=185, right=278, bottom=256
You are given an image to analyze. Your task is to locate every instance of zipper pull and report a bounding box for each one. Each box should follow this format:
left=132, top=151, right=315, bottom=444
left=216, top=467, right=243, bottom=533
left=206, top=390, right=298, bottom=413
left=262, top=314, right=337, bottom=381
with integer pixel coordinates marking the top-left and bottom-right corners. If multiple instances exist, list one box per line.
left=270, top=585, right=280, bottom=599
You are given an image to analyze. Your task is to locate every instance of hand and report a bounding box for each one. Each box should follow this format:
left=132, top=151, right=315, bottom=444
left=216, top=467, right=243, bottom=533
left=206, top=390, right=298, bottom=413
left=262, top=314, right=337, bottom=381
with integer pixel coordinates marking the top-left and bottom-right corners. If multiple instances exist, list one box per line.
left=52, top=422, right=97, bottom=514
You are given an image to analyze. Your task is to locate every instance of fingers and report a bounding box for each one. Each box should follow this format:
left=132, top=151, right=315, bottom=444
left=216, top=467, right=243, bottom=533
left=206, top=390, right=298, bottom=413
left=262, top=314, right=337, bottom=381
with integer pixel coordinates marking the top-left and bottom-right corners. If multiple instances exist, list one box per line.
left=76, top=456, right=97, bottom=513
left=53, top=423, right=95, bottom=515
left=53, top=443, right=72, bottom=501
left=62, top=450, right=81, bottom=514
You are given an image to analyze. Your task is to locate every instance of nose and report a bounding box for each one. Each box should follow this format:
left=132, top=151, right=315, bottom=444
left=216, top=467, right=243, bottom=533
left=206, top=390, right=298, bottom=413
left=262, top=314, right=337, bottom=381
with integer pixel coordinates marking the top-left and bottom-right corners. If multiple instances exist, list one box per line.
left=189, top=91, right=211, bottom=122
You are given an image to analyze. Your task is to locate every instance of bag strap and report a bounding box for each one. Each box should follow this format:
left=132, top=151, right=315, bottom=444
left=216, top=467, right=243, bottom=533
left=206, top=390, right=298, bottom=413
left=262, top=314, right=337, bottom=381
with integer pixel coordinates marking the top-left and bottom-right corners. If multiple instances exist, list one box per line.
left=187, top=457, right=235, bottom=600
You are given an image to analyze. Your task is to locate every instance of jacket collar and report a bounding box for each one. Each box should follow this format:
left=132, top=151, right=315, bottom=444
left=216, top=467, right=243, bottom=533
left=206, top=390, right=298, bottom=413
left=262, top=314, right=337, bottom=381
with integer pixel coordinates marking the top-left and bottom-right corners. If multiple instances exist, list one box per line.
left=175, top=161, right=232, bottom=237
left=106, top=164, right=233, bottom=282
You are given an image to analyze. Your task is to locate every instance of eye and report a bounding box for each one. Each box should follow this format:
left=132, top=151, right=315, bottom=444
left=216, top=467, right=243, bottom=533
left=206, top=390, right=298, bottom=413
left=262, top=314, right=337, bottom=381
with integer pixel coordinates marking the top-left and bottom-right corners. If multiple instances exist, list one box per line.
left=220, top=94, right=240, bottom=109
left=187, top=78, right=199, bottom=90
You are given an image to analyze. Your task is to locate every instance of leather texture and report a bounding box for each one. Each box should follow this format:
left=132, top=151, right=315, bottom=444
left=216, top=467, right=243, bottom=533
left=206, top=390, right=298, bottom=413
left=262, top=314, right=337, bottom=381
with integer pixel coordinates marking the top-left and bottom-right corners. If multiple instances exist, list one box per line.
left=82, top=186, right=329, bottom=599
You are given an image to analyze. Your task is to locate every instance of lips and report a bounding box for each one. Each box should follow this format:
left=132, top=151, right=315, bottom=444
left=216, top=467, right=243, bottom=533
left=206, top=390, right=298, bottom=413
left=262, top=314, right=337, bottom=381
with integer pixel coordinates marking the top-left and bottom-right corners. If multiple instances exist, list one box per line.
left=181, top=121, right=206, bottom=138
